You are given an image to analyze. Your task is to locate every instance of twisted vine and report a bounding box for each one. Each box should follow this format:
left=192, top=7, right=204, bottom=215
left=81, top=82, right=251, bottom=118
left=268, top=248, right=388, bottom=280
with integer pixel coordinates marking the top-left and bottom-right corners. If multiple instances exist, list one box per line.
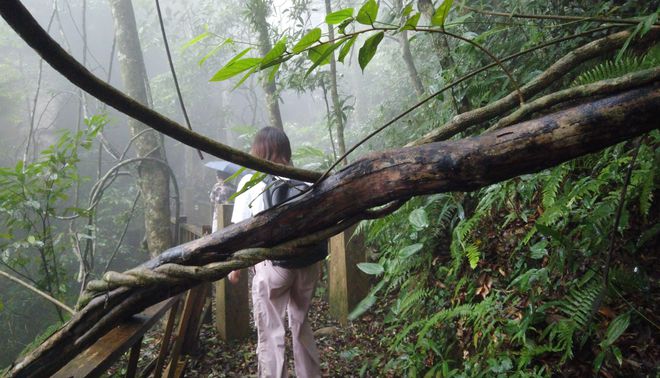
left=77, top=200, right=405, bottom=309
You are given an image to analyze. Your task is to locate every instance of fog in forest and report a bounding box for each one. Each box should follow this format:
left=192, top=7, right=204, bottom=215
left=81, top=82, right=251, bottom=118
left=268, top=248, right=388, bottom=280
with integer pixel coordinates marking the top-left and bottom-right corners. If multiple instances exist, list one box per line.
left=0, top=0, right=412, bottom=365
left=3, top=0, right=658, bottom=374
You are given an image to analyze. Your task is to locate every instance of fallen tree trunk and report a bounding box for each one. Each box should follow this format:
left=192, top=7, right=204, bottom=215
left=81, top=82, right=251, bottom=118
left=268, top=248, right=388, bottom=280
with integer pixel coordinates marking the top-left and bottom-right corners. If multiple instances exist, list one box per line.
left=5, top=84, right=659, bottom=377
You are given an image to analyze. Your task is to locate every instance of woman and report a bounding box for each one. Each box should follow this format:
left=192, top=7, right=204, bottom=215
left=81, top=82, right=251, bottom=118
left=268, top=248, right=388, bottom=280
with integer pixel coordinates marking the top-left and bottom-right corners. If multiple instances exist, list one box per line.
left=228, top=127, right=321, bottom=378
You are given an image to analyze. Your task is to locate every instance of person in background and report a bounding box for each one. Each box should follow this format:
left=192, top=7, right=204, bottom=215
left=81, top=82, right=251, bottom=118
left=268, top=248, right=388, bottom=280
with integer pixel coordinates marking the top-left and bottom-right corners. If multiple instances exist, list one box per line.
left=228, top=127, right=321, bottom=378
left=210, top=170, right=236, bottom=233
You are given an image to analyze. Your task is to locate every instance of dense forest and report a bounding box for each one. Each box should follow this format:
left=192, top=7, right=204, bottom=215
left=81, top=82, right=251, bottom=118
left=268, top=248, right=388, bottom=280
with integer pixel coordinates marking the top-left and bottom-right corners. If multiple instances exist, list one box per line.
left=0, top=0, right=658, bottom=376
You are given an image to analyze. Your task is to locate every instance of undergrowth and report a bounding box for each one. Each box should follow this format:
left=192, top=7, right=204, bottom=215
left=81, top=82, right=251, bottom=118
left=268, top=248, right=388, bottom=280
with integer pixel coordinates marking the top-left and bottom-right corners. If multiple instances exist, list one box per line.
left=354, top=127, right=658, bottom=376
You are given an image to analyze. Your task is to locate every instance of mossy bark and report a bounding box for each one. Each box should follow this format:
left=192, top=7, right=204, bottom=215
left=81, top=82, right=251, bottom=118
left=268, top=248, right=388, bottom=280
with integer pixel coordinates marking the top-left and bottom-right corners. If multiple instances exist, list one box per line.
left=248, top=0, right=284, bottom=131
left=109, top=0, right=171, bottom=257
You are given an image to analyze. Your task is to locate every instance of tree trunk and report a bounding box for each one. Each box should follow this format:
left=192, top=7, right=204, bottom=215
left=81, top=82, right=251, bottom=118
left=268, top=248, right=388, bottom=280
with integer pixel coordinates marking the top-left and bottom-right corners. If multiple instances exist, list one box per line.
left=8, top=84, right=659, bottom=378
left=324, top=0, right=348, bottom=161
left=395, top=0, right=425, bottom=97
left=248, top=0, right=284, bottom=130
left=109, top=0, right=171, bottom=257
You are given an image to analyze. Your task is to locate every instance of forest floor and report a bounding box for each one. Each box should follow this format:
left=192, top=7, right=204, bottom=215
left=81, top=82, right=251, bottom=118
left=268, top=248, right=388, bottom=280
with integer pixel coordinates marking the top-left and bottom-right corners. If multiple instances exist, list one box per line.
left=120, top=286, right=390, bottom=378
left=112, top=264, right=660, bottom=377
left=186, top=296, right=387, bottom=377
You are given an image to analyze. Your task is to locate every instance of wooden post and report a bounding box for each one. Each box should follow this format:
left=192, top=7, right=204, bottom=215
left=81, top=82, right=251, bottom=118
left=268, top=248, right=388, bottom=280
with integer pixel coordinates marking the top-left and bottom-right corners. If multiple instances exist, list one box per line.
left=125, top=337, right=142, bottom=378
left=328, top=224, right=370, bottom=325
left=213, top=204, right=251, bottom=341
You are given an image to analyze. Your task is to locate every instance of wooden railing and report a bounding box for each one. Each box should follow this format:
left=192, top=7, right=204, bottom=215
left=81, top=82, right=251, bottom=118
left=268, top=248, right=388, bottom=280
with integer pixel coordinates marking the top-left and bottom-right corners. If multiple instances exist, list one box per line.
left=51, top=204, right=370, bottom=377
left=52, top=217, right=212, bottom=378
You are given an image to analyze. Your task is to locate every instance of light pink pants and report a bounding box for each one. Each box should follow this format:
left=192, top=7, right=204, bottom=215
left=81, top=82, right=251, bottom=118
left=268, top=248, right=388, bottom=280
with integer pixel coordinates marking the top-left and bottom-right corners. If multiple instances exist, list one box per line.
left=252, top=260, right=321, bottom=378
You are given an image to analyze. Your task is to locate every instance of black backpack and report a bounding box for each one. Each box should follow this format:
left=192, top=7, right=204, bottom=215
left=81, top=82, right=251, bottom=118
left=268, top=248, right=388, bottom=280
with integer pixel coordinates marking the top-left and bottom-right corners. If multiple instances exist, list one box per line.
left=263, top=175, right=328, bottom=269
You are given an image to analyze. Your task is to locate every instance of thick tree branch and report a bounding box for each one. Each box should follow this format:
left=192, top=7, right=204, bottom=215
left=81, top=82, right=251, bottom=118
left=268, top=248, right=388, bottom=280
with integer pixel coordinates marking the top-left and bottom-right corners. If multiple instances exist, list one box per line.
left=412, top=28, right=658, bottom=145
left=0, top=0, right=320, bottom=182
left=489, top=67, right=660, bottom=130
left=7, top=84, right=659, bottom=378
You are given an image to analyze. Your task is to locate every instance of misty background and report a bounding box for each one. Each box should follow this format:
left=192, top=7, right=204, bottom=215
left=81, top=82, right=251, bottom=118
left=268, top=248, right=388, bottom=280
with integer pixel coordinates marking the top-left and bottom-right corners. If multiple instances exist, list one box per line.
left=0, top=0, right=430, bottom=365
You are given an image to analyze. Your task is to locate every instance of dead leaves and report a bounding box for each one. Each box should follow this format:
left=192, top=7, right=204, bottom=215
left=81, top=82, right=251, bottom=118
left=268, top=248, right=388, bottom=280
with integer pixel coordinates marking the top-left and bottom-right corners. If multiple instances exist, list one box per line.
left=475, top=274, right=493, bottom=299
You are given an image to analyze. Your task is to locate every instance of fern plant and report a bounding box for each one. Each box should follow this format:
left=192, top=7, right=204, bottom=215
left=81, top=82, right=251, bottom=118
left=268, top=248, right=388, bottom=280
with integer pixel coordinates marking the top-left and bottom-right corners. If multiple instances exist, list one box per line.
left=571, top=44, right=660, bottom=86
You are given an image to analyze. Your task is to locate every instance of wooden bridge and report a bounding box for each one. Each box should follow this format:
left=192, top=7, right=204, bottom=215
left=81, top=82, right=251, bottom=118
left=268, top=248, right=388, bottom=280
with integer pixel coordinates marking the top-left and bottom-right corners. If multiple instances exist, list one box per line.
left=52, top=204, right=370, bottom=378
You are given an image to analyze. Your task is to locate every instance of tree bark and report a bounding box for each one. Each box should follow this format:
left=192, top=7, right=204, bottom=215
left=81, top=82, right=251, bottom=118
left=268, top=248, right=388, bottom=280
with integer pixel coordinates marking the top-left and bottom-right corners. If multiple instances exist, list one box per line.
left=413, top=29, right=659, bottom=145
left=400, top=29, right=425, bottom=97
left=109, top=0, right=171, bottom=256
left=7, top=84, right=660, bottom=378
left=247, top=0, right=284, bottom=130
left=395, top=0, right=425, bottom=97
left=324, top=0, right=347, bottom=161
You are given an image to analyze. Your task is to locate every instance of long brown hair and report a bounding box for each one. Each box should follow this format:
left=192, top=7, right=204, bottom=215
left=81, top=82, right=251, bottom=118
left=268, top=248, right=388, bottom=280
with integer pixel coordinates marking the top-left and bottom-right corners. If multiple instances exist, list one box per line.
left=250, top=127, right=292, bottom=165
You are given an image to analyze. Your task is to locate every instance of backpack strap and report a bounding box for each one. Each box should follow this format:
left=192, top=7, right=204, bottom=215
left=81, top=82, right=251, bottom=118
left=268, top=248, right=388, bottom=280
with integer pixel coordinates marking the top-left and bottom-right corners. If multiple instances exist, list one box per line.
left=262, top=175, right=274, bottom=210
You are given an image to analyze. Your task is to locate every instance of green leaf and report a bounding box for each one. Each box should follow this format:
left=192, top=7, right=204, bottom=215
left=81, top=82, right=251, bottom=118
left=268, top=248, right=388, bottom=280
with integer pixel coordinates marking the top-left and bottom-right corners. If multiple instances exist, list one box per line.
left=612, top=346, right=623, bottom=366
left=26, top=235, right=37, bottom=244
left=267, top=63, right=281, bottom=83
left=593, top=351, right=606, bottom=372
left=261, top=37, right=287, bottom=66
left=530, top=239, right=548, bottom=259
left=199, top=38, right=234, bottom=66
left=210, top=57, right=261, bottom=82
left=308, top=43, right=333, bottom=65
left=293, top=28, right=322, bottom=54
left=409, top=208, right=428, bottom=229
left=357, top=262, right=384, bottom=275
left=225, top=167, right=246, bottom=183
left=305, top=40, right=345, bottom=78
left=232, top=65, right=259, bottom=90
left=348, top=294, right=376, bottom=320
left=640, top=12, right=658, bottom=36
left=358, top=31, right=384, bottom=71
left=338, top=35, right=357, bottom=63
left=356, top=0, right=378, bottom=25
left=616, top=13, right=656, bottom=61
left=326, top=8, right=354, bottom=24
left=337, top=18, right=353, bottom=34
left=431, top=0, right=454, bottom=27
left=603, top=312, right=630, bottom=346
left=401, top=4, right=414, bottom=18
left=401, top=13, right=421, bottom=31
left=400, top=243, right=423, bottom=258
left=210, top=48, right=261, bottom=82
left=181, top=30, right=209, bottom=50
left=229, top=172, right=266, bottom=202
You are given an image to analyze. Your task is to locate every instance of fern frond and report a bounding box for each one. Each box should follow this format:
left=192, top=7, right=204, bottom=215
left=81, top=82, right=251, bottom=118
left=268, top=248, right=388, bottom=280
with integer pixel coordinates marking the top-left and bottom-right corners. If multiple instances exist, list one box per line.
left=631, top=149, right=656, bottom=217
left=465, top=243, right=481, bottom=269
left=542, top=165, right=568, bottom=208
left=558, top=277, right=603, bottom=329
left=398, top=287, right=431, bottom=316
left=548, top=319, right=577, bottom=362
left=572, top=54, right=648, bottom=86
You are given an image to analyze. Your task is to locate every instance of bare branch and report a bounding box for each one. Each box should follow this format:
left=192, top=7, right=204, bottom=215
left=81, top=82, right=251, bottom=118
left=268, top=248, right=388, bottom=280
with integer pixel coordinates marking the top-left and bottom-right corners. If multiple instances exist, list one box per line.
left=0, top=269, right=75, bottom=315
